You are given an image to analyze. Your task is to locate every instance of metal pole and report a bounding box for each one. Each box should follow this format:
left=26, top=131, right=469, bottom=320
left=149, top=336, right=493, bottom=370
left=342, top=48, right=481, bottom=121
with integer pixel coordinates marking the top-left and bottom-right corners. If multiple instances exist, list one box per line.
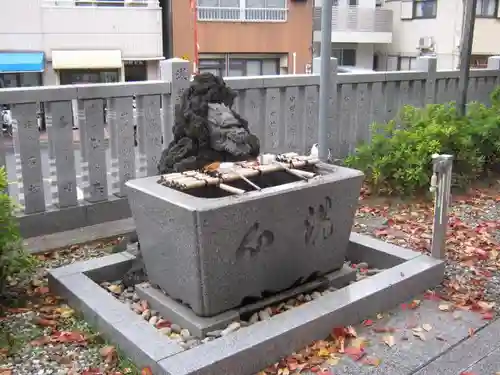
left=457, top=0, right=477, bottom=116
left=429, top=154, right=453, bottom=259
left=318, top=0, right=333, bottom=162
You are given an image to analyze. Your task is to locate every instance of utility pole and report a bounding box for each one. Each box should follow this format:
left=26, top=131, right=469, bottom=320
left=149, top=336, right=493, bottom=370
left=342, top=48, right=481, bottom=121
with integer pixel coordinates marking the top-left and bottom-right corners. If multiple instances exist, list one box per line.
left=457, top=0, right=477, bottom=116
left=317, top=0, right=333, bottom=161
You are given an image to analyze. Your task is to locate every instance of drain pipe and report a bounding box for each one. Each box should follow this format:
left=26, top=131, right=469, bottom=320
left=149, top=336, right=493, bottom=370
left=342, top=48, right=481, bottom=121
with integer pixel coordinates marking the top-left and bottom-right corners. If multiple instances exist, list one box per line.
left=318, top=0, right=333, bottom=162
left=429, top=154, right=453, bottom=259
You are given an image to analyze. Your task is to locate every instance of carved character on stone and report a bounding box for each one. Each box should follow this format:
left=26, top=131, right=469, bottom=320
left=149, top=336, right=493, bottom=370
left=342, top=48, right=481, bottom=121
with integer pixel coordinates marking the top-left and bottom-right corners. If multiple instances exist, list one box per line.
left=304, top=197, right=334, bottom=246
left=90, top=137, right=101, bottom=149
left=28, top=184, right=41, bottom=193
left=236, top=222, right=274, bottom=259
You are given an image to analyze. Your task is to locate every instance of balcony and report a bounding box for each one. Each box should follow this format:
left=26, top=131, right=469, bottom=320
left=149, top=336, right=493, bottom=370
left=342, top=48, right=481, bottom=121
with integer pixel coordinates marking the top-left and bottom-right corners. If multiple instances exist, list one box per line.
left=197, top=6, right=288, bottom=22
left=313, top=7, right=393, bottom=44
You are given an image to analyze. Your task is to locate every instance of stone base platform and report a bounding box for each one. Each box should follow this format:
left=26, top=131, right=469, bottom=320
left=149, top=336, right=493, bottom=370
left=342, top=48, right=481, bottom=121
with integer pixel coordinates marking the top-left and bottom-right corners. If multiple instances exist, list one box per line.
left=48, top=232, right=445, bottom=375
left=135, top=264, right=356, bottom=338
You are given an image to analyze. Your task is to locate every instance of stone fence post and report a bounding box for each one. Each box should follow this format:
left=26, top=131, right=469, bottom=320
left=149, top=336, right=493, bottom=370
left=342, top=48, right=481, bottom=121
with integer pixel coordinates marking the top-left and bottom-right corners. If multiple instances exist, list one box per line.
left=160, top=58, right=191, bottom=148
left=416, top=56, right=437, bottom=105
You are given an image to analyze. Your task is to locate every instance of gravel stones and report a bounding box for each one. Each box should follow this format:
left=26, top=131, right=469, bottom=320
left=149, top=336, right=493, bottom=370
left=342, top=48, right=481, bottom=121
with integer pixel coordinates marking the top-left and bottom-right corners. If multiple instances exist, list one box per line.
left=99, top=260, right=384, bottom=351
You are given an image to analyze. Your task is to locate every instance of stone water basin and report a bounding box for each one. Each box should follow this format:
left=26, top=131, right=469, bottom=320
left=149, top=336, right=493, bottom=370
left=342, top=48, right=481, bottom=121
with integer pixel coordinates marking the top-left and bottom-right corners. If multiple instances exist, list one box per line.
left=125, top=163, right=364, bottom=317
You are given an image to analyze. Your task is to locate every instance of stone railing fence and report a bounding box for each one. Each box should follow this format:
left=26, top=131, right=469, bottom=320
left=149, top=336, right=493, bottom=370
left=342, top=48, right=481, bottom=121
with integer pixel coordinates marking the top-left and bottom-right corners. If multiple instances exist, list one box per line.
left=1, top=56, right=499, bottom=238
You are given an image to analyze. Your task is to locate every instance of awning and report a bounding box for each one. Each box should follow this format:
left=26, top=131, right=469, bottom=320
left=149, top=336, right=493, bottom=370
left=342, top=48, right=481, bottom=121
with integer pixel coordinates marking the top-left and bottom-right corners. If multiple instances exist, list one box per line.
left=52, top=50, right=122, bottom=70
left=0, top=52, right=45, bottom=73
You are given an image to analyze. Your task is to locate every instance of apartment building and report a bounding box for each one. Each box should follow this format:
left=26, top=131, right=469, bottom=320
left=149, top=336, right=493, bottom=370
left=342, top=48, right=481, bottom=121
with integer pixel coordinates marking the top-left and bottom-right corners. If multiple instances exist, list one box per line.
left=312, top=0, right=393, bottom=70
left=172, top=0, right=313, bottom=76
left=381, top=0, right=500, bottom=70
left=0, top=0, right=163, bottom=89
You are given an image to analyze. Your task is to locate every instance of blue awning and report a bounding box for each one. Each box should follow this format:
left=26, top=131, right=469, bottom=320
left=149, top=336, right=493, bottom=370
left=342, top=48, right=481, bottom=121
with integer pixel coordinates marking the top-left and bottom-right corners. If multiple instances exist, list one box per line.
left=0, top=52, right=45, bottom=73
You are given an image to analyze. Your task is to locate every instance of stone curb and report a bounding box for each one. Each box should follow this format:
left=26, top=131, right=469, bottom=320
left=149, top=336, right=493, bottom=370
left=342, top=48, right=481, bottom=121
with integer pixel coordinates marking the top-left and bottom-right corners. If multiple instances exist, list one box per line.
left=48, top=234, right=445, bottom=375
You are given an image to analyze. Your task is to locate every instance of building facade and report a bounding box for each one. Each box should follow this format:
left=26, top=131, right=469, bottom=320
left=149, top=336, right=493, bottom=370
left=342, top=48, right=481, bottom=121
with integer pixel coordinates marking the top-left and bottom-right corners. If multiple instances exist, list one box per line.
left=0, top=0, right=163, bottom=89
left=312, top=0, right=393, bottom=70
left=381, top=0, right=500, bottom=71
left=172, top=0, right=313, bottom=75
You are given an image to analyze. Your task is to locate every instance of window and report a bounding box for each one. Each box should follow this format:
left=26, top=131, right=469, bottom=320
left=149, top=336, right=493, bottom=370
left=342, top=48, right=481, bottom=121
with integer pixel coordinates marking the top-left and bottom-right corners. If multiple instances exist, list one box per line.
left=59, top=70, right=119, bottom=85
left=476, top=0, right=498, bottom=17
left=332, top=49, right=356, bottom=66
left=125, top=61, right=148, bottom=81
left=199, top=55, right=280, bottom=76
left=199, top=59, right=226, bottom=76
left=398, top=56, right=417, bottom=71
left=413, top=0, right=437, bottom=18
left=197, top=0, right=287, bottom=21
left=470, top=55, right=490, bottom=68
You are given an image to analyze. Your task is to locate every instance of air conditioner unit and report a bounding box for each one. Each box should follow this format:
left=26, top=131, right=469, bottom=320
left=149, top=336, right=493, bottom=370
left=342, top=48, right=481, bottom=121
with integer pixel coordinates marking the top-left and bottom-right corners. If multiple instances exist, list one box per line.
left=417, top=36, right=435, bottom=50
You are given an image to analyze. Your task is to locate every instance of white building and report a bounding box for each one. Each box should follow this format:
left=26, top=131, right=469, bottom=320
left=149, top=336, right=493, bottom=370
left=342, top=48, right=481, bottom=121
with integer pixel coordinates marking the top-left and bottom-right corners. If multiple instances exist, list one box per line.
left=312, top=0, right=394, bottom=70
left=382, top=0, right=500, bottom=71
left=0, top=0, right=162, bottom=89
left=314, top=0, right=500, bottom=71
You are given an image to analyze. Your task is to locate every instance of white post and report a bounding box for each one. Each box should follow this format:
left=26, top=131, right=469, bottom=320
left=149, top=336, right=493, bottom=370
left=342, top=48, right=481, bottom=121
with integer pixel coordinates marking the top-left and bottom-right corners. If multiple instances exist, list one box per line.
left=429, top=154, right=453, bottom=259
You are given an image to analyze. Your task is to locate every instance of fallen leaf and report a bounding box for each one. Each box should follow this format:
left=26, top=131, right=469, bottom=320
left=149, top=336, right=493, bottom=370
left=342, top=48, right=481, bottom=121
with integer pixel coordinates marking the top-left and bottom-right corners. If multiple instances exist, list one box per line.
left=344, top=346, right=365, bottom=361
left=372, top=326, right=395, bottom=333
left=33, top=317, right=57, bottom=327
left=362, top=319, right=374, bottom=327
left=422, top=324, right=432, bottom=332
left=317, top=348, right=330, bottom=357
left=35, top=286, right=50, bottom=295
left=468, top=328, right=475, bottom=337
left=412, top=330, right=426, bottom=341
left=140, top=367, right=153, bottom=375
left=482, top=312, right=494, bottom=320
left=383, top=335, right=395, bottom=347
left=409, top=300, right=421, bottom=309
left=438, top=304, right=450, bottom=311
left=362, top=356, right=381, bottom=367
left=345, top=325, right=357, bottom=337
left=100, top=345, right=118, bottom=364
left=0, top=369, right=12, bottom=375
left=6, top=307, right=30, bottom=314
left=56, top=306, right=74, bottom=319
left=326, top=357, right=340, bottom=366
left=203, top=161, right=221, bottom=172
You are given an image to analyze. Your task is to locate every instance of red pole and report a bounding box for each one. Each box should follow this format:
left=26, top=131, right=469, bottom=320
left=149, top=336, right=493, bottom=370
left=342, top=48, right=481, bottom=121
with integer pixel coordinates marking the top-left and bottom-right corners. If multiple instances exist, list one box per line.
left=190, top=0, right=199, bottom=74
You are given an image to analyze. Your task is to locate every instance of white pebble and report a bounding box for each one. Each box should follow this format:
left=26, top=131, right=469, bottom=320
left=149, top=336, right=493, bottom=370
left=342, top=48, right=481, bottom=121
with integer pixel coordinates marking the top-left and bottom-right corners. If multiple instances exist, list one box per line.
left=141, top=309, right=151, bottom=320
left=221, top=321, right=241, bottom=336
left=258, top=310, right=271, bottom=320
left=311, top=291, right=322, bottom=299
left=180, top=328, right=191, bottom=339
left=249, top=313, right=259, bottom=324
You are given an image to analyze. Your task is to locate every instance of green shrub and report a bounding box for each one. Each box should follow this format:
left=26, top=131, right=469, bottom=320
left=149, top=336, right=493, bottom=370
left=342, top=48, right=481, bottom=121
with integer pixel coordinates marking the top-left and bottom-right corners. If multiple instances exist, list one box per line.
left=344, top=87, right=500, bottom=196
left=0, top=167, right=36, bottom=294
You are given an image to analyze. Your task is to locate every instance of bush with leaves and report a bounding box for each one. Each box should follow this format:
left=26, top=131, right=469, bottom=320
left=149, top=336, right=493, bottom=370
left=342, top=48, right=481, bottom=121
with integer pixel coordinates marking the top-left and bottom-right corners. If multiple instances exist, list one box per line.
left=0, top=166, right=36, bottom=295
left=345, top=87, right=500, bottom=196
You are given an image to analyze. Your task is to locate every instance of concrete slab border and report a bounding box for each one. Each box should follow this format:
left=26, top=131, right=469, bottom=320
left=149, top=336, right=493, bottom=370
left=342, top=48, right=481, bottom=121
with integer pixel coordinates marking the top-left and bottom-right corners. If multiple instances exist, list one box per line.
left=48, top=233, right=445, bottom=375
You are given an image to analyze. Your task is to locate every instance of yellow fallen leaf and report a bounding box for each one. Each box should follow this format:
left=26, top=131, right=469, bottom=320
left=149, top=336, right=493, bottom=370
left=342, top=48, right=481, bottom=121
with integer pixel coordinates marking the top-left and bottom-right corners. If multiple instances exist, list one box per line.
left=383, top=335, right=395, bottom=348
left=350, top=337, right=368, bottom=349
left=422, top=324, right=432, bottom=332
left=326, top=357, right=340, bottom=366
left=318, top=348, right=330, bottom=357
left=438, top=304, right=450, bottom=311
left=56, top=306, right=74, bottom=319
